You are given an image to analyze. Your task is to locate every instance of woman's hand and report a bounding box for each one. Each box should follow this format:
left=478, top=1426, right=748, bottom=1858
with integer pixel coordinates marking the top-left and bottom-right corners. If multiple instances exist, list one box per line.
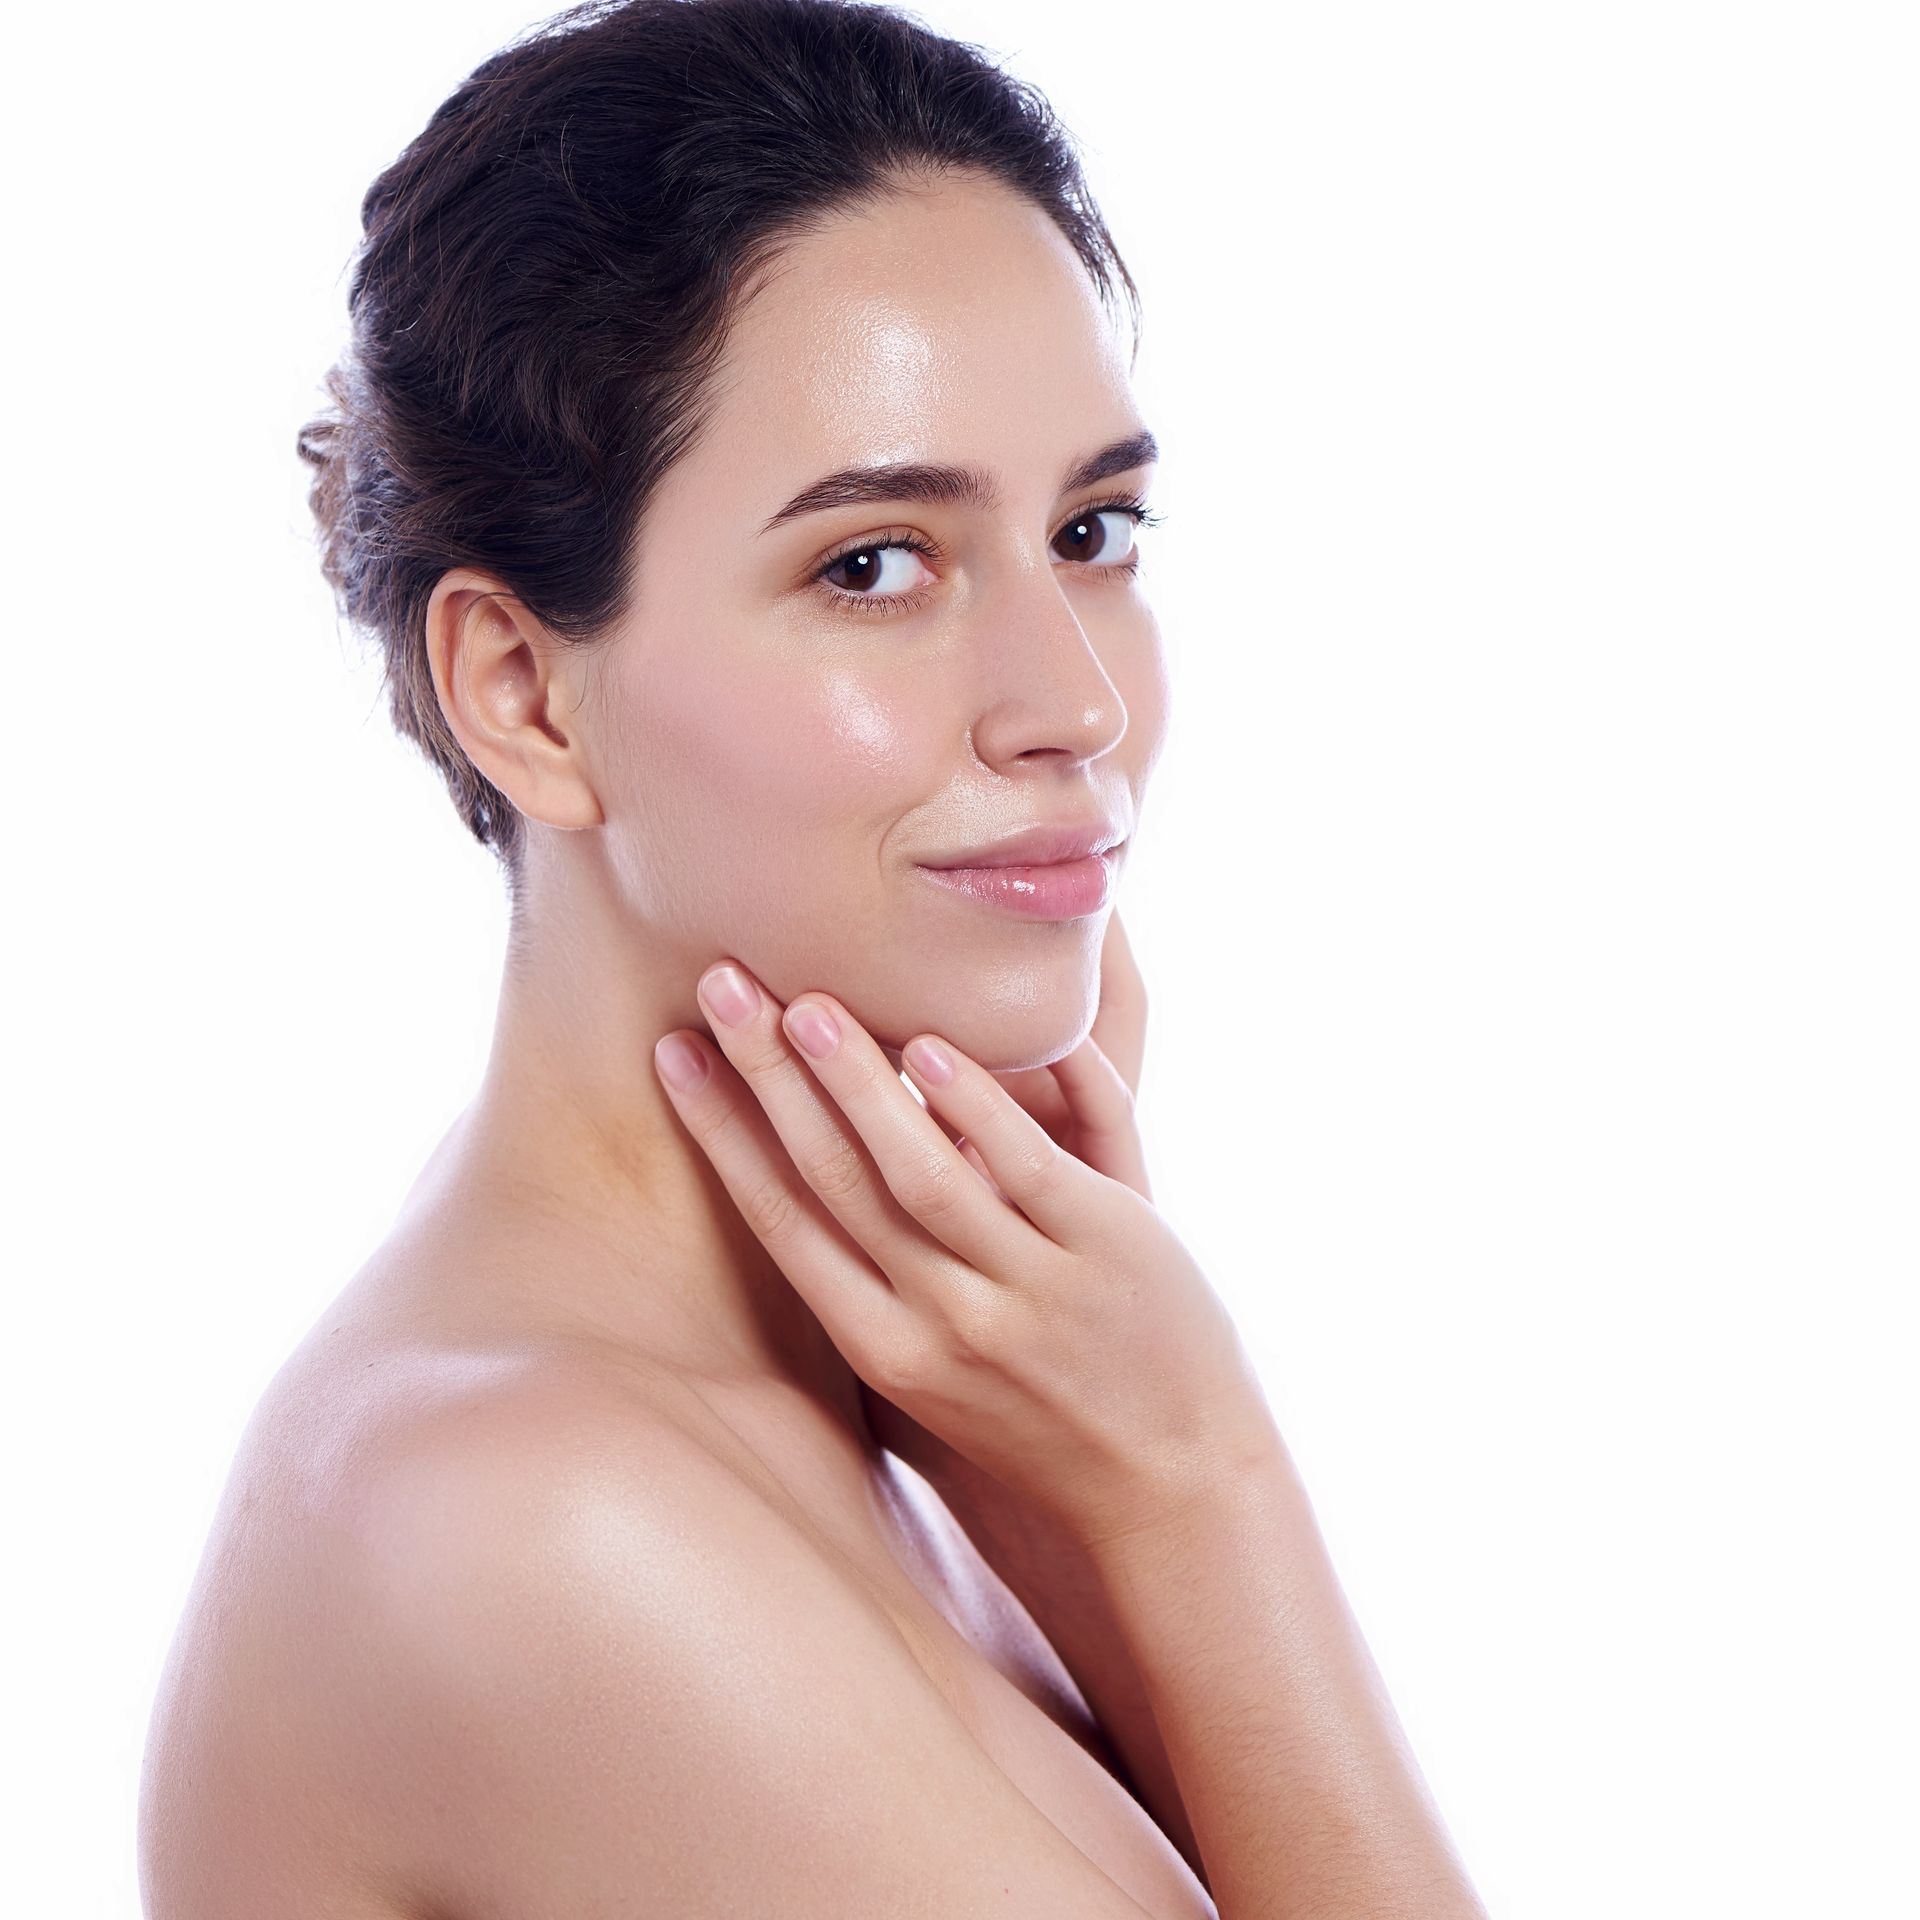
left=864, top=909, right=1153, bottom=1495
left=651, top=935, right=1277, bottom=1552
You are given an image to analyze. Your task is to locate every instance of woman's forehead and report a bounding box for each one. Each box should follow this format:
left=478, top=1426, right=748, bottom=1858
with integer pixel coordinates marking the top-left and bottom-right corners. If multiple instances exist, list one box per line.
left=686, top=218, right=1136, bottom=527
left=722, top=178, right=1111, bottom=365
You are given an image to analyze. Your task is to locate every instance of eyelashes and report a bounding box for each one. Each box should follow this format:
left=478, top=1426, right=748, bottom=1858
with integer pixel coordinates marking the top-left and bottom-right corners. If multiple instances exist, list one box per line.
left=809, top=492, right=1166, bottom=620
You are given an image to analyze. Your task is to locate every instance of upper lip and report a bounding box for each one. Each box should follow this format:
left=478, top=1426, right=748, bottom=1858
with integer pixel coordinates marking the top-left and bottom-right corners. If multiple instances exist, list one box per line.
left=918, top=819, right=1128, bottom=869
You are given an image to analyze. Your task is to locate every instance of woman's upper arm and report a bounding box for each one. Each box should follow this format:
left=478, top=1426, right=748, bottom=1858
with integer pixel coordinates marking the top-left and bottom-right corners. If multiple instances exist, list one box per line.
left=348, top=1394, right=1162, bottom=1919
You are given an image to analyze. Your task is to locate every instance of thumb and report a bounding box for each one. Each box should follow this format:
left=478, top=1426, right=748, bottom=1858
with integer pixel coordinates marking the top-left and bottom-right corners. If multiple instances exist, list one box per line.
left=1047, top=1034, right=1154, bottom=1202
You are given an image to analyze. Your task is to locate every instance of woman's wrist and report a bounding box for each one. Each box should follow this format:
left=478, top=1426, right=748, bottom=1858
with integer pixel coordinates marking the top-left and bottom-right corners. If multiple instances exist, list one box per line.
left=1069, top=1420, right=1489, bottom=1919
left=1065, top=1404, right=1304, bottom=1576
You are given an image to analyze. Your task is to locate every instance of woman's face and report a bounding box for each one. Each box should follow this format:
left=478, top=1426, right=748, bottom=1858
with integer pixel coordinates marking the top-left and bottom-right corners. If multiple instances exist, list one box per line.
left=586, top=169, right=1168, bottom=1072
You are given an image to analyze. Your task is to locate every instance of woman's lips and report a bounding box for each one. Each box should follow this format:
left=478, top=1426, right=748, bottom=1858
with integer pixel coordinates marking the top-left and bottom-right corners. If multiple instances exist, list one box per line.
left=913, top=848, right=1118, bottom=919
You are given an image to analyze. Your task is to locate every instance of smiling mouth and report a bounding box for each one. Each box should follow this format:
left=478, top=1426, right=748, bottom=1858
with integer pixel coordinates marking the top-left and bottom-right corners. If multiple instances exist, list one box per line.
left=913, top=844, right=1120, bottom=920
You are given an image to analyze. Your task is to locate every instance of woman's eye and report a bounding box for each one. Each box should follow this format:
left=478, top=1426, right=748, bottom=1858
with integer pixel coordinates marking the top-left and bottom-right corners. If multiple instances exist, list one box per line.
left=813, top=501, right=1154, bottom=616
left=819, top=543, right=937, bottom=599
left=1052, top=507, right=1140, bottom=568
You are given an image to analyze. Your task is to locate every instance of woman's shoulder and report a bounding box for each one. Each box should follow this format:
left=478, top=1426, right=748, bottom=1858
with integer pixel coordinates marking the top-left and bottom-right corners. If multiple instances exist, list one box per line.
left=140, top=1282, right=793, bottom=1910
left=221, top=1259, right=820, bottom=1644
left=144, top=1293, right=1162, bottom=1918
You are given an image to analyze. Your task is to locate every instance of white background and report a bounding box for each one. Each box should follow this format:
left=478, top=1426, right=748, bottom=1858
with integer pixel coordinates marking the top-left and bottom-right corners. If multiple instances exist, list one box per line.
left=5, top=2, right=1915, bottom=1913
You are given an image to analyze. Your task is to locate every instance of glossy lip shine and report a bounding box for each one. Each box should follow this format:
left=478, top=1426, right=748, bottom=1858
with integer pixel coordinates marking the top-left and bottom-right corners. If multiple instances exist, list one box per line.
left=914, top=847, right=1119, bottom=919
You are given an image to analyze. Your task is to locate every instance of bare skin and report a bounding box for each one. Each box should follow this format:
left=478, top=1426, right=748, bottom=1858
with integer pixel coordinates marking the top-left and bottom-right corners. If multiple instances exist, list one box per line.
left=141, top=167, right=1484, bottom=1917
left=141, top=170, right=1206, bottom=1916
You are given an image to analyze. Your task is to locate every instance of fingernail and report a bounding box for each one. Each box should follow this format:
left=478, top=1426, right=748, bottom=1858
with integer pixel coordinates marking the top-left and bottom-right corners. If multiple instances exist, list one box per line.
left=700, top=964, right=757, bottom=1028
left=904, top=1037, right=953, bottom=1086
left=785, top=1000, right=841, bottom=1060
left=656, top=1034, right=709, bottom=1092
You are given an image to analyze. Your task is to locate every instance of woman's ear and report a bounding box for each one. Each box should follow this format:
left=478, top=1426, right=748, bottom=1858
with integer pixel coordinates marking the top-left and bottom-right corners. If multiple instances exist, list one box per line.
left=423, top=568, right=607, bottom=834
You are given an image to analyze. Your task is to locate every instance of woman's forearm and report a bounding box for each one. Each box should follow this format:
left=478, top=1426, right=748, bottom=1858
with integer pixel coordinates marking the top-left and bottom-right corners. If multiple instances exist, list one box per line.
left=1079, top=1430, right=1488, bottom=1920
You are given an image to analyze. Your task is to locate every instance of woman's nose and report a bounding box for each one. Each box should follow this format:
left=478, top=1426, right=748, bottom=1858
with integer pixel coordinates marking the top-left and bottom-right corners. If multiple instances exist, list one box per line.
left=965, top=586, right=1132, bottom=771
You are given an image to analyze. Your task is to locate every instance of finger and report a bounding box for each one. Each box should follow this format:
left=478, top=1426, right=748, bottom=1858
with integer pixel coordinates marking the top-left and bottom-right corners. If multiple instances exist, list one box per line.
left=1090, top=909, right=1148, bottom=1096
left=651, top=1027, right=917, bottom=1376
left=694, top=961, right=1035, bottom=1294
left=775, top=986, right=1050, bottom=1278
left=1047, top=1034, right=1153, bottom=1202
left=898, top=1030, right=1106, bottom=1246
left=898, top=1064, right=967, bottom=1144
left=893, top=1060, right=1005, bottom=1183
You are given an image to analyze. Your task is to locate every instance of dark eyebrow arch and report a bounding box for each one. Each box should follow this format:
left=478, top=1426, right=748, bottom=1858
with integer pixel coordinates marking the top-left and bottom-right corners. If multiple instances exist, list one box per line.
left=756, top=427, right=1159, bottom=537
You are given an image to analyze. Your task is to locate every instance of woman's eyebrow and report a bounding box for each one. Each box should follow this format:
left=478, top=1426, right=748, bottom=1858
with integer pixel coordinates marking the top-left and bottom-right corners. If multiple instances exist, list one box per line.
left=756, top=427, right=1159, bottom=536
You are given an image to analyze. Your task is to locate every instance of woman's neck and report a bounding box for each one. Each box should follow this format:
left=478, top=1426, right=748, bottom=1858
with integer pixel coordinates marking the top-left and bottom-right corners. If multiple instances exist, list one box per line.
left=387, top=879, right=869, bottom=1430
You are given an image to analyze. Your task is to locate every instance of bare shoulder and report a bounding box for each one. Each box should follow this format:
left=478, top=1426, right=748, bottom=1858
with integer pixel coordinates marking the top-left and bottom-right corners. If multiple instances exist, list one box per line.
left=324, top=1355, right=1159, bottom=1918
left=143, top=1312, right=1163, bottom=1918
left=140, top=1335, right=675, bottom=1918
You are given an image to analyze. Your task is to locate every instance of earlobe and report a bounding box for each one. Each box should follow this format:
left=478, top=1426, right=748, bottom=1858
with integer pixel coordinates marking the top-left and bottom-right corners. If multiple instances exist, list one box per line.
left=423, top=568, right=606, bottom=834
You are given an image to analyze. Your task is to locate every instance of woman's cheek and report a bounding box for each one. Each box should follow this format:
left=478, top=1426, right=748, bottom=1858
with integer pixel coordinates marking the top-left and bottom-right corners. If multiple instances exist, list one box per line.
left=819, top=667, right=916, bottom=769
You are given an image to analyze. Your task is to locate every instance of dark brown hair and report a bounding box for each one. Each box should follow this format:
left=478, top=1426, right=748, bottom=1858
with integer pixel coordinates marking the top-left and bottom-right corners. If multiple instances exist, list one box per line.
left=298, top=0, right=1141, bottom=893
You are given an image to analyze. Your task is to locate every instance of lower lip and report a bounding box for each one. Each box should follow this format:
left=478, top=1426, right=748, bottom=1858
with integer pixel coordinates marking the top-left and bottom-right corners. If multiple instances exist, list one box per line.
left=914, top=849, right=1118, bottom=919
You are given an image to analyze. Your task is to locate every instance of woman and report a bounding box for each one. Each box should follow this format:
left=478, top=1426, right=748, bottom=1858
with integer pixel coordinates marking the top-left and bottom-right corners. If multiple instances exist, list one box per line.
left=140, top=1, right=1487, bottom=1913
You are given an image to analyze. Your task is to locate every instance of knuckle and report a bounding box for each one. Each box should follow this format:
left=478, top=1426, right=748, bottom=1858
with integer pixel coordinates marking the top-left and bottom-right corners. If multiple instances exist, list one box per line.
left=892, top=1146, right=967, bottom=1223
left=735, top=1034, right=792, bottom=1081
left=801, top=1131, right=872, bottom=1208
left=940, top=1283, right=1005, bottom=1367
left=875, top=1326, right=939, bottom=1397
left=1003, top=1129, right=1066, bottom=1194
left=688, top=1094, right=753, bottom=1164
left=738, top=1165, right=807, bottom=1249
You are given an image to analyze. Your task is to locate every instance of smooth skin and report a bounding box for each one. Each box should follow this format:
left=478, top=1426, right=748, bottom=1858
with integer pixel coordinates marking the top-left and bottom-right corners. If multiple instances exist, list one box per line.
left=661, top=944, right=1487, bottom=1918
left=663, top=944, right=1273, bottom=1548
left=140, top=166, right=1483, bottom=1917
